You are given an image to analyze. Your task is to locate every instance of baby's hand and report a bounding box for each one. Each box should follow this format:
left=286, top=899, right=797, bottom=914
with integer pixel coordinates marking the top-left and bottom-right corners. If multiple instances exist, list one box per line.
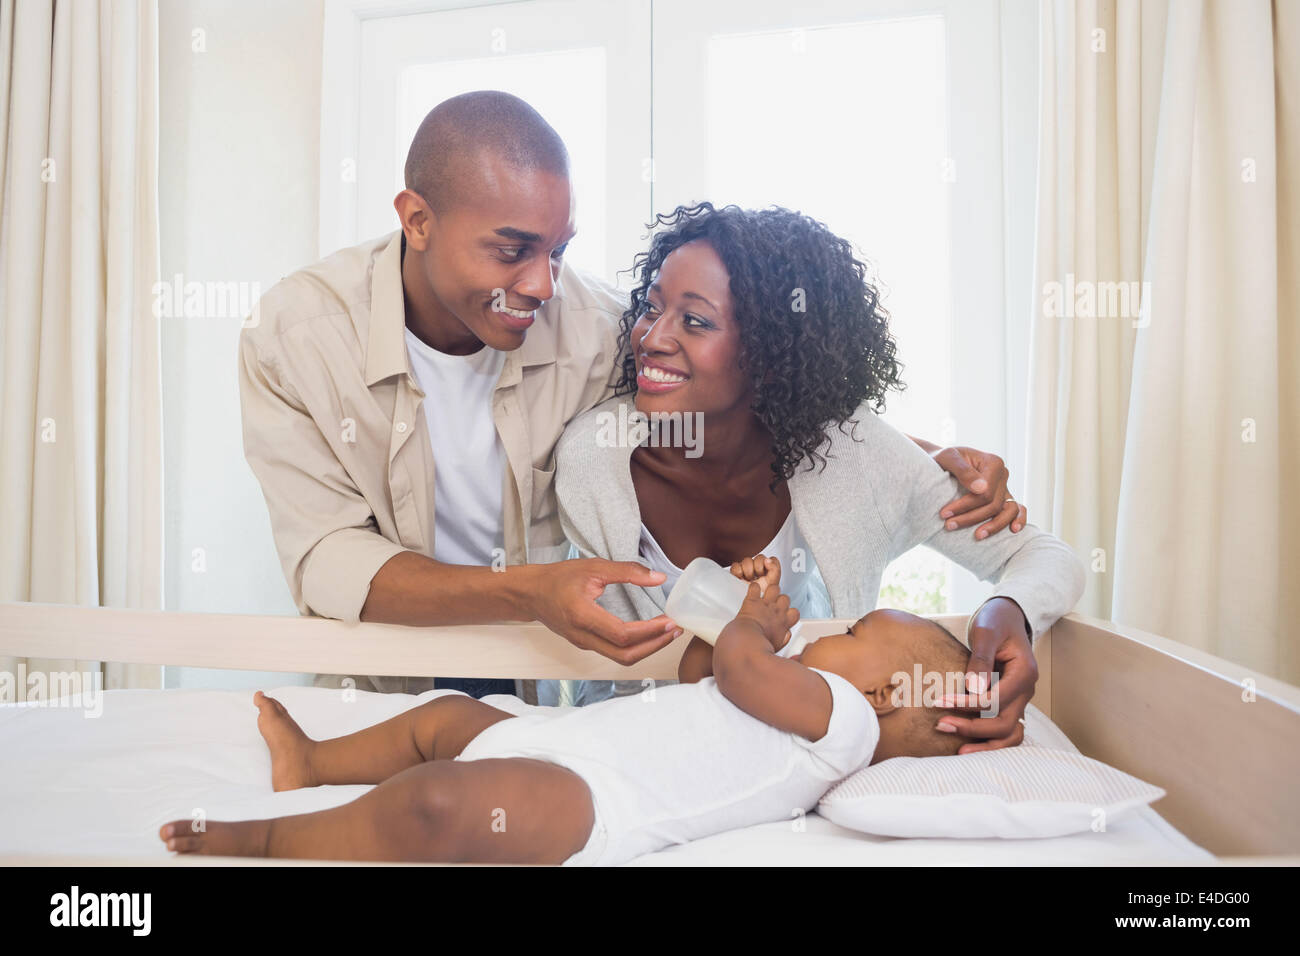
left=730, top=554, right=782, bottom=596
left=733, top=580, right=799, bottom=653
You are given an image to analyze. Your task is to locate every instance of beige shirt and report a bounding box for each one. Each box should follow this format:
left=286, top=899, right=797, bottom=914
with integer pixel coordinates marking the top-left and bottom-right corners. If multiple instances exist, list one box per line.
left=237, top=230, right=627, bottom=626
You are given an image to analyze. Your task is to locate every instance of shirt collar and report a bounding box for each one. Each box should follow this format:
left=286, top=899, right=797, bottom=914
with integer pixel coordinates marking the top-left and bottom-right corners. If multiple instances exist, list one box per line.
left=364, top=231, right=410, bottom=387
left=365, top=230, right=561, bottom=388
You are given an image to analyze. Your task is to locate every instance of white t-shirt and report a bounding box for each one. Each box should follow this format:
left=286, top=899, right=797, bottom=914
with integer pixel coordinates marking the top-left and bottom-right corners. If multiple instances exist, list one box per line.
left=638, top=510, right=832, bottom=655
left=404, top=328, right=507, bottom=566
left=638, top=511, right=807, bottom=601
left=456, top=666, right=878, bottom=865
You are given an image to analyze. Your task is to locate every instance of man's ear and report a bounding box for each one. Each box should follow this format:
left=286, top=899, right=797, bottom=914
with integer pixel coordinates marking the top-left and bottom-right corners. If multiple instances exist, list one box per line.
left=394, top=189, right=434, bottom=252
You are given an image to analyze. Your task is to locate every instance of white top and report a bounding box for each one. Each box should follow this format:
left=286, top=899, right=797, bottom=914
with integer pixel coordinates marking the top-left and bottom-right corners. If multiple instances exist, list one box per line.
left=638, top=510, right=830, bottom=655
left=404, top=328, right=507, bottom=566
left=558, top=395, right=1085, bottom=641
left=456, top=666, right=879, bottom=865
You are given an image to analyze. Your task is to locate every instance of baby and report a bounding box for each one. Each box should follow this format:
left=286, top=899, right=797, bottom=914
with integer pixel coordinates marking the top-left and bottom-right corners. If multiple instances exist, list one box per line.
left=158, top=557, right=976, bottom=865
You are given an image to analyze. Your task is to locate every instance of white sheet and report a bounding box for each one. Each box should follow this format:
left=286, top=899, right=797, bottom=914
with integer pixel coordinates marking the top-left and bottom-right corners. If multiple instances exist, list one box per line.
left=0, top=685, right=1212, bottom=864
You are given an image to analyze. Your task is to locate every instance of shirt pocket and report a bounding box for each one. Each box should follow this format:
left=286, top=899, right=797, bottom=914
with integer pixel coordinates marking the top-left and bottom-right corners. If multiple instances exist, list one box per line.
left=528, top=464, right=566, bottom=561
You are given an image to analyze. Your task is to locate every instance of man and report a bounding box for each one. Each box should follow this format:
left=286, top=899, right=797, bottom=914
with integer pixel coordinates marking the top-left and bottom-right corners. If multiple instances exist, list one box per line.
left=238, top=91, right=1023, bottom=701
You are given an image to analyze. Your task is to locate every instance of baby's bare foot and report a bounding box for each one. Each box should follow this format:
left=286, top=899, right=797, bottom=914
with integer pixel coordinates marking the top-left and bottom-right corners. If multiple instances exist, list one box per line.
left=159, top=818, right=271, bottom=857
left=254, top=691, right=318, bottom=791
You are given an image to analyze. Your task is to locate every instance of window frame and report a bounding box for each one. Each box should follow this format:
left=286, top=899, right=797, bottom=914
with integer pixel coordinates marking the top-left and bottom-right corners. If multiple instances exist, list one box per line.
left=320, top=0, right=1039, bottom=614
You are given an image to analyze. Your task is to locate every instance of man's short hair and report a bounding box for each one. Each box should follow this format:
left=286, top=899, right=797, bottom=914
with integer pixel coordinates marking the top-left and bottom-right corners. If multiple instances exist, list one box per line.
left=403, top=90, right=570, bottom=214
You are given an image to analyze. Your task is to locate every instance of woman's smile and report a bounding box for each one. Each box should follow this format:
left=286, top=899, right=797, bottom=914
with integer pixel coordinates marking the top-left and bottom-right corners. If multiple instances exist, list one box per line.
left=637, top=356, right=690, bottom=393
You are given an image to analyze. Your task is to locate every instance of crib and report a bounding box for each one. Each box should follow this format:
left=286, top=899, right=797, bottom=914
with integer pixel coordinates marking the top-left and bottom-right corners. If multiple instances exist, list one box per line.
left=1, top=601, right=1297, bottom=865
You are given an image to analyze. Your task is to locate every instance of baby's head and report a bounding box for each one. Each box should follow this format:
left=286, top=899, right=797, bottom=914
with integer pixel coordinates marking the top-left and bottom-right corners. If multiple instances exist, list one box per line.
left=798, top=609, right=976, bottom=763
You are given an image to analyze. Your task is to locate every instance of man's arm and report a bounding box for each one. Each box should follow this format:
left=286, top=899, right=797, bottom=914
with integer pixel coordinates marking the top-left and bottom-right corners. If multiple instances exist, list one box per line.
left=238, top=329, right=403, bottom=623
left=363, top=551, right=679, bottom=664
left=238, top=331, right=678, bottom=661
left=239, top=327, right=494, bottom=625
left=360, top=551, right=533, bottom=624
left=906, top=434, right=1027, bottom=537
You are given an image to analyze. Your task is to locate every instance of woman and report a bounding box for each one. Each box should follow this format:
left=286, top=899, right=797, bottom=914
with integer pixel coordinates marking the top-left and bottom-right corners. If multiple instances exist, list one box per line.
left=554, top=203, right=1085, bottom=751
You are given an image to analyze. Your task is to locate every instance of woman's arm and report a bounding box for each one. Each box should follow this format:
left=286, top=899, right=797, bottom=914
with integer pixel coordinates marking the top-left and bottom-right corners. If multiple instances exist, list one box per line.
left=861, top=413, right=1085, bottom=751
left=873, top=418, right=1085, bottom=638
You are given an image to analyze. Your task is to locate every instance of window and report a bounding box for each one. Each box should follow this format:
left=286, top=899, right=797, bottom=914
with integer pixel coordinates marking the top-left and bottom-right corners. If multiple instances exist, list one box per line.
left=393, top=48, right=609, bottom=275
left=650, top=0, right=1013, bottom=613
left=658, top=10, right=952, bottom=451
left=322, top=0, right=1035, bottom=616
left=340, top=0, right=651, bottom=286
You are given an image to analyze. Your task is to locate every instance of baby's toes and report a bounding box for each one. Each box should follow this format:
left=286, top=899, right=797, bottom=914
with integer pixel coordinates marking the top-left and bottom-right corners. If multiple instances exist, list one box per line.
left=167, top=835, right=205, bottom=854
left=159, top=819, right=197, bottom=850
left=253, top=691, right=286, bottom=717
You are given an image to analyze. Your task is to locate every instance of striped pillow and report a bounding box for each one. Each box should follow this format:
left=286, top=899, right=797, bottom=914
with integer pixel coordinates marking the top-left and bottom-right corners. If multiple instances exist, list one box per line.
left=818, top=746, right=1166, bottom=839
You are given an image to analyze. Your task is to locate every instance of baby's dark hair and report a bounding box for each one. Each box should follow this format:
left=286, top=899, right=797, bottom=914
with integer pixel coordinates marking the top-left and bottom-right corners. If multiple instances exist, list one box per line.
left=613, top=202, right=905, bottom=491
left=893, top=620, right=973, bottom=759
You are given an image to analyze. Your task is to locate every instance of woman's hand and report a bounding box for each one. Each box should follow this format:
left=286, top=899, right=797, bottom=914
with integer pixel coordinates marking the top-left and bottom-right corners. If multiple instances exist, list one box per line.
left=730, top=554, right=782, bottom=596
left=930, top=445, right=1027, bottom=539
left=933, top=597, right=1037, bottom=753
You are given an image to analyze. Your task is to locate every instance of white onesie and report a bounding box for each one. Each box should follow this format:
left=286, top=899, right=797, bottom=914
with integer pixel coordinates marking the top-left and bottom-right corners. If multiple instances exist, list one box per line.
left=454, top=666, right=878, bottom=865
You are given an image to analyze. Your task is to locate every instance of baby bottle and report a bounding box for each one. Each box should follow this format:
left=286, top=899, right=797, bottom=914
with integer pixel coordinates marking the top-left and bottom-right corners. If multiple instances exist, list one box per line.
left=663, top=557, right=753, bottom=645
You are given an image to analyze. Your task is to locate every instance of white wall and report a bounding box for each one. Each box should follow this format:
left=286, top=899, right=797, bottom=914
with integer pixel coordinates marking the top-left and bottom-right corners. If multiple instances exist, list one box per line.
left=158, top=0, right=325, bottom=688
left=153, top=0, right=1040, bottom=687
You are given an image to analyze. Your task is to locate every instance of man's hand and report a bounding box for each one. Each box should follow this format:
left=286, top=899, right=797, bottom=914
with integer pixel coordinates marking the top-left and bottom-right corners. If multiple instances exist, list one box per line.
left=930, top=445, right=1027, bottom=539
left=729, top=554, right=782, bottom=596
left=933, top=597, right=1037, bottom=753
left=529, top=559, right=682, bottom=665
left=731, top=580, right=799, bottom=653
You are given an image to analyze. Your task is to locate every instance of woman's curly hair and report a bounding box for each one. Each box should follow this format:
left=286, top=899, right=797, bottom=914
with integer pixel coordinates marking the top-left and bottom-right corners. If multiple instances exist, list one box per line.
left=614, top=202, right=905, bottom=489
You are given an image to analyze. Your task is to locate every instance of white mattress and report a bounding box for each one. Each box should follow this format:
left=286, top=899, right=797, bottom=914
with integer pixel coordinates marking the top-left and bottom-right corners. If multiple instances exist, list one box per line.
left=0, top=685, right=1212, bottom=864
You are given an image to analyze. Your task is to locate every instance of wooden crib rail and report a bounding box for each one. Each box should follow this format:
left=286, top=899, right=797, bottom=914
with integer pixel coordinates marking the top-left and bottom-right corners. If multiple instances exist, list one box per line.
left=1046, top=613, right=1300, bottom=857
left=0, top=602, right=967, bottom=681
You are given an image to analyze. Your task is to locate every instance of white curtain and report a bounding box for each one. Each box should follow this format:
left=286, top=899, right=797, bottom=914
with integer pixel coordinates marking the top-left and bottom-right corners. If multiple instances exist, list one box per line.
left=0, top=0, right=163, bottom=693
left=1027, top=0, right=1299, bottom=683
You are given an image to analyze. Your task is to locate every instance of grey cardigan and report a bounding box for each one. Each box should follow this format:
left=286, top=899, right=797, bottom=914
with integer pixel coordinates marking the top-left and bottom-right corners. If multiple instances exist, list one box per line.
left=555, top=395, right=1085, bottom=639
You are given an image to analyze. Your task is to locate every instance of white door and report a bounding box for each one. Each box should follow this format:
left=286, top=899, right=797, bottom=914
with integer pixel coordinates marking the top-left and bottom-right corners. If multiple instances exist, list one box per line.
left=355, top=0, right=652, bottom=284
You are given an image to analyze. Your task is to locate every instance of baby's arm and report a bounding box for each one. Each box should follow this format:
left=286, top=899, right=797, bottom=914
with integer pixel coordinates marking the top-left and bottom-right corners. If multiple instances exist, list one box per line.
left=712, top=583, right=833, bottom=743
left=676, top=555, right=787, bottom=684
left=678, top=636, right=716, bottom=684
